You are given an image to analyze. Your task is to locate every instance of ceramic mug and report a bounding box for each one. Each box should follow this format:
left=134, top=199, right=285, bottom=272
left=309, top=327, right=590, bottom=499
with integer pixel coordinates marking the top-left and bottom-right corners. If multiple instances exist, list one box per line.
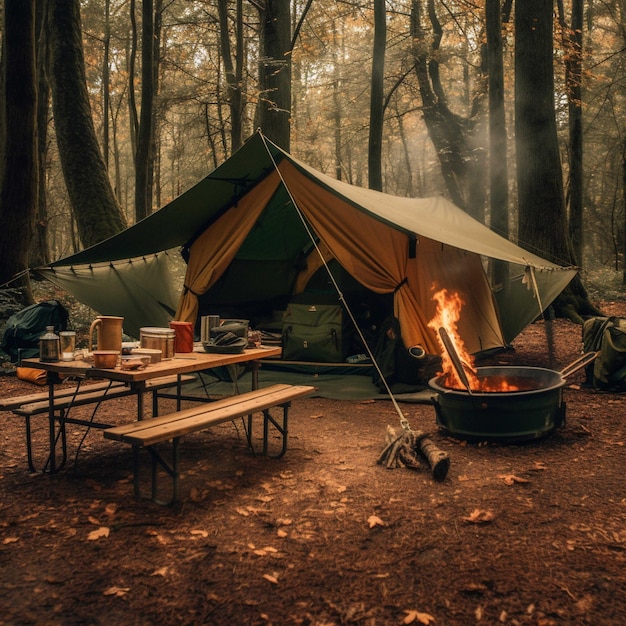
left=89, top=315, right=123, bottom=353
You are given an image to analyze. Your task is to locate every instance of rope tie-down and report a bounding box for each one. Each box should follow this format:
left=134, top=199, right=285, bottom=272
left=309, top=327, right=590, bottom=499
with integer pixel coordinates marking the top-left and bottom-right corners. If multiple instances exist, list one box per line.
left=377, top=424, right=450, bottom=481
left=259, top=131, right=450, bottom=482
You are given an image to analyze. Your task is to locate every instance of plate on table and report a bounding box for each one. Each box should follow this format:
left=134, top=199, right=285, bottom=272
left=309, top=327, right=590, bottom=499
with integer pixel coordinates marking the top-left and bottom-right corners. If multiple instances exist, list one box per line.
left=202, top=339, right=247, bottom=354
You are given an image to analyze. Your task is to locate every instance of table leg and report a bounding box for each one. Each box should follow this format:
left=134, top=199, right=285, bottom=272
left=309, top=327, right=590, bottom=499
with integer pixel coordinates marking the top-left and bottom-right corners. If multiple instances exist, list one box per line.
left=48, top=375, right=56, bottom=473
left=250, top=361, right=261, bottom=390
left=133, top=382, right=146, bottom=420
left=44, top=371, right=67, bottom=474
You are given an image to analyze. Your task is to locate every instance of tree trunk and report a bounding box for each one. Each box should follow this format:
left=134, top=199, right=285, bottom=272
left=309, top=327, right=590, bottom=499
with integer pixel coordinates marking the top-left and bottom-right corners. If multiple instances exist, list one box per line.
left=368, top=0, right=386, bottom=191
left=558, top=0, right=584, bottom=267
left=410, top=0, right=487, bottom=218
left=331, top=20, right=343, bottom=181
left=255, top=0, right=291, bottom=151
left=218, top=0, right=244, bottom=152
left=0, top=0, right=37, bottom=304
left=623, top=139, right=626, bottom=286
left=486, top=0, right=509, bottom=290
left=30, top=0, right=51, bottom=269
left=135, top=0, right=155, bottom=222
left=128, top=0, right=138, bottom=160
left=49, top=0, right=126, bottom=249
left=514, top=0, right=598, bottom=321
left=102, top=0, right=111, bottom=170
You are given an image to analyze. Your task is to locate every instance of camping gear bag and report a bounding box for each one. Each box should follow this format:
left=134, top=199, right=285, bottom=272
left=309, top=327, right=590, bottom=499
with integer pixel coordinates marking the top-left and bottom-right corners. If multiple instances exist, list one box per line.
left=582, top=316, right=626, bottom=391
left=1, top=300, right=69, bottom=363
left=372, top=315, right=441, bottom=392
left=282, top=303, right=347, bottom=362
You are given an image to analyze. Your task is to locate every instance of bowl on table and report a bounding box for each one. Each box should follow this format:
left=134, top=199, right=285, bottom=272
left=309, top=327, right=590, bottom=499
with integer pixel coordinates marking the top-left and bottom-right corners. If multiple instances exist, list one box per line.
left=120, top=354, right=151, bottom=370
left=92, top=350, right=120, bottom=369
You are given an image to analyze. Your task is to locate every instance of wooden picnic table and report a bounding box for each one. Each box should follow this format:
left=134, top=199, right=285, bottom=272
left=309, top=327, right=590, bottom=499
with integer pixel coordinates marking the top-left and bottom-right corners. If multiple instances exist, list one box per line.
left=18, top=345, right=282, bottom=473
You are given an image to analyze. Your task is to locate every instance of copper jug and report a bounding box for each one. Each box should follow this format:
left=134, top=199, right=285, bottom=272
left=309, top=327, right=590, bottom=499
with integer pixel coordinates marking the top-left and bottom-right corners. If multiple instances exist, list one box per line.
left=89, top=315, right=123, bottom=353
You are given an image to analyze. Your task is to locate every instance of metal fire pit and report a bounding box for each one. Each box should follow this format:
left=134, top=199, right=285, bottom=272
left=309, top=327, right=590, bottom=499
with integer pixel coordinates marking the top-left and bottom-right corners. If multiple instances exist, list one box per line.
left=429, top=365, right=568, bottom=443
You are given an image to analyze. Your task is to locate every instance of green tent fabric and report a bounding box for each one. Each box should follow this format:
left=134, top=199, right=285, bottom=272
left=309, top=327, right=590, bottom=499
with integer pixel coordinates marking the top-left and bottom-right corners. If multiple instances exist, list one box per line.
left=34, top=130, right=577, bottom=353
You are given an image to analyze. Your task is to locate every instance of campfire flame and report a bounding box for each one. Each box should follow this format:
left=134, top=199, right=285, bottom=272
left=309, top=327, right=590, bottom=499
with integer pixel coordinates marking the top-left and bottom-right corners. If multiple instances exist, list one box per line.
left=428, top=289, right=478, bottom=390
left=428, top=288, right=519, bottom=392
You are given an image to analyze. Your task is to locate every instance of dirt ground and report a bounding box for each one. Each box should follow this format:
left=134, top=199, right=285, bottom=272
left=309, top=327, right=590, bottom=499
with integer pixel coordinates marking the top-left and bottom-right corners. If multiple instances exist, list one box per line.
left=1, top=301, right=625, bottom=626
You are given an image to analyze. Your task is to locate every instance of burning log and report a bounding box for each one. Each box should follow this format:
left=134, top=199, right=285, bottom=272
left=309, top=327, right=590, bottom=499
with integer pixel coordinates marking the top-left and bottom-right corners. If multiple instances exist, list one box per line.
left=378, top=425, right=450, bottom=481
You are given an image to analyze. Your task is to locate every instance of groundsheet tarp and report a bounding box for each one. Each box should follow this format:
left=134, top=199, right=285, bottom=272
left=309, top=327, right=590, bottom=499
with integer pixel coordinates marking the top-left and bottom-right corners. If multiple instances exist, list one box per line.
left=181, top=368, right=437, bottom=404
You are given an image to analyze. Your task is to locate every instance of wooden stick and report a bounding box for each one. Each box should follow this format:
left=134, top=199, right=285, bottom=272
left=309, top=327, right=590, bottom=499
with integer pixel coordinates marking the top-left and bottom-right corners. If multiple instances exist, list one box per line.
left=417, top=437, right=450, bottom=481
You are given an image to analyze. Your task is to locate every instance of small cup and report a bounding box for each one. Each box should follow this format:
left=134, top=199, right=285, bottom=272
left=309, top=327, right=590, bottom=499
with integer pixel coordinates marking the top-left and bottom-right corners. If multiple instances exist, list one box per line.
left=59, top=331, right=76, bottom=361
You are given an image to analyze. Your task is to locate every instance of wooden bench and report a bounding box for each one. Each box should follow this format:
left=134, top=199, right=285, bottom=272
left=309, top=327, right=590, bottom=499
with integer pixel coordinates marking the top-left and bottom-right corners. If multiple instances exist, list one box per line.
left=104, top=383, right=315, bottom=504
left=10, top=375, right=196, bottom=418
left=3, top=374, right=195, bottom=472
left=0, top=380, right=127, bottom=412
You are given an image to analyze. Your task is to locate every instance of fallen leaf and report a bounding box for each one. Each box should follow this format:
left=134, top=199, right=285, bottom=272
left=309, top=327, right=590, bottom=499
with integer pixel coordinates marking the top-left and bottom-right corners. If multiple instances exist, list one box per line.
left=498, top=474, right=530, bottom=485
left=367, top=515, right=386, bottom=528
left=191, top=529, right=208, bottom=537
left=104, top=503, right=118, bottom=516
left=277, top=529, right=288, bottom=538
left=87, top=527, right=110, bottom=540
left=3, top=537, right=19, bottom=545
left=463, top=509, right=495, bottom=524
left=263, top=573, right=278, bottom=584
left=151, top=567, right=168, bottom=577
left=403, top=609, right=436, bottom=624
left=103, top=586, right=130, bottom=597
left=87, top=516, right=100, bottom=525
left=309, top=414, right=324, bottom=419
left=461, top=582, right=488, bottom=594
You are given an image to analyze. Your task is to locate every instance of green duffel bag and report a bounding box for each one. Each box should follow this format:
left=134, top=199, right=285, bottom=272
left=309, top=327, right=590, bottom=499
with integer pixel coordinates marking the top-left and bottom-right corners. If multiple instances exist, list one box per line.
left=282, top=303, right=346, bottom=362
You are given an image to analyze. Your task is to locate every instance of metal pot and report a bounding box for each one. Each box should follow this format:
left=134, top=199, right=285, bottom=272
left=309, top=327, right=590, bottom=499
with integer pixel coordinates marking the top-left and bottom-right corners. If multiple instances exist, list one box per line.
left=428, top=352, right=597, bottom=443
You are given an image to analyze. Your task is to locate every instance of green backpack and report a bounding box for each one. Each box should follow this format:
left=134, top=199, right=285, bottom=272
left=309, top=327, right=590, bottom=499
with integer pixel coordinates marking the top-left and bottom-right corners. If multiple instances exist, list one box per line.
left=582, top=316, right=626, bottom=391
left=282, top=303, right=347, bottom=362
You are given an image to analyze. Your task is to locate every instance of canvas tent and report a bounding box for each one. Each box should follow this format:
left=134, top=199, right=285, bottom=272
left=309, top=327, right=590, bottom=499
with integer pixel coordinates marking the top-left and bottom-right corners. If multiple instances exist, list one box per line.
left=34, top=130, right=577, bottom=359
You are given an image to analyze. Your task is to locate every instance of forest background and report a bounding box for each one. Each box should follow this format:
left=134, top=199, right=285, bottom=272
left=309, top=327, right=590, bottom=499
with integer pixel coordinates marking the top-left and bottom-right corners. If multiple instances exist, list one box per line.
left=0, top=0, right=624, bottom=312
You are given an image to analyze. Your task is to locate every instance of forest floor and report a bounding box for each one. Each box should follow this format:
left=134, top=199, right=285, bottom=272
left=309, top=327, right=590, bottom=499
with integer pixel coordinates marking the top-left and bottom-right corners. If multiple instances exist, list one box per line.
left=0, top=294, right=625, bottom=626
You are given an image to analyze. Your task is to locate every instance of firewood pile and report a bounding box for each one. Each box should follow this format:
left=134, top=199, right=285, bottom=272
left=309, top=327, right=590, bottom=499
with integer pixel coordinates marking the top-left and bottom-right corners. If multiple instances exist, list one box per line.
left=377, top=424, right=450, bottom=481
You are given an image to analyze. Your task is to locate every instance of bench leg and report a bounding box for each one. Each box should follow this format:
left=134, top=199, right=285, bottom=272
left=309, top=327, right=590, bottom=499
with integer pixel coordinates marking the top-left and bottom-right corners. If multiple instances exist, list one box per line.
left=132, top=445, right=141, bottom=498
left=21, top=413, right=68, bottom=474
left=244, top=402, right=290, bottom=459
left=131, top=440, right=181, bottom=505
left=47, top=413, right=68, bottom=473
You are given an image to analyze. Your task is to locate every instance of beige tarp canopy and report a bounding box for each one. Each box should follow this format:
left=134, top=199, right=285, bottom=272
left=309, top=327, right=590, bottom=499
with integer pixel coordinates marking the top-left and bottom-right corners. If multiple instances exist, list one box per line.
left=37, top=130, right=577, bottom=354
